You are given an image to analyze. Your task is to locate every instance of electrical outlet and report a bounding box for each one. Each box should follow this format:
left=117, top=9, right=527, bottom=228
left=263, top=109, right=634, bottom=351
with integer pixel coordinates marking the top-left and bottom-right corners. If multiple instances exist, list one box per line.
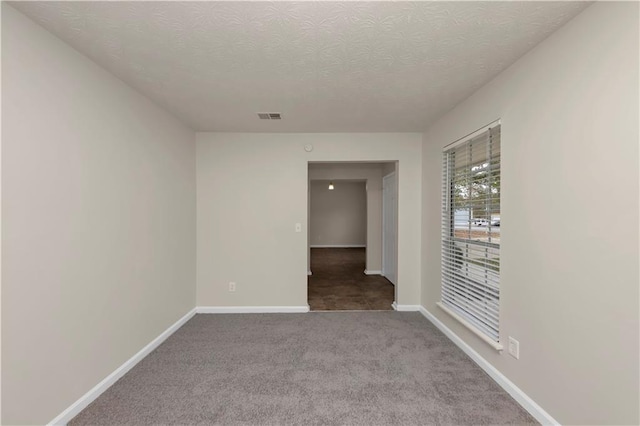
left=508, top=337, right=520, bottom=359
left=228, top=282, right=236, bottom=292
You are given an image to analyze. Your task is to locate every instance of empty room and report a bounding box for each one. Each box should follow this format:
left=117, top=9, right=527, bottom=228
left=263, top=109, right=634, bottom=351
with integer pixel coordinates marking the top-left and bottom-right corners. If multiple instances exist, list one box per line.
left=2, top=2, right=638, bottom=425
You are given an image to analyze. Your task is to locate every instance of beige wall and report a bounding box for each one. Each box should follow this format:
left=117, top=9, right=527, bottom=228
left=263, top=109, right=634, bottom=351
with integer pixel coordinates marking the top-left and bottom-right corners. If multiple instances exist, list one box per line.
left=308, top=163, right=385, bottom=272
left=1, top=5, right=196, bottom=425
left=309, top=181, right=366, bottom=247
left=197, top=133, right=421, bottom=307
left=421, top=2, right=639, bottom=425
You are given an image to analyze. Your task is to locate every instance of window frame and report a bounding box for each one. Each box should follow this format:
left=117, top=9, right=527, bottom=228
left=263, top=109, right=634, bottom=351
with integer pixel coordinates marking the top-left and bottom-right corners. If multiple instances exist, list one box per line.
left=438, top=120, right=503, bottom=351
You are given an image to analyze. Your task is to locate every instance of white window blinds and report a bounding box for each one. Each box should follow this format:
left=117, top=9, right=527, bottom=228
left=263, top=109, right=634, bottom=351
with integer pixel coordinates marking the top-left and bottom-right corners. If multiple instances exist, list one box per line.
left=441, top=124, right=501, bottom=343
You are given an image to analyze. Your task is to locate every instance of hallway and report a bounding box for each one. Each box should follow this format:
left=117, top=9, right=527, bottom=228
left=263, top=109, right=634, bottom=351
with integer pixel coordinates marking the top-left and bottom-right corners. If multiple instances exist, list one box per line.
left=308, top=248, right=395, bottom=311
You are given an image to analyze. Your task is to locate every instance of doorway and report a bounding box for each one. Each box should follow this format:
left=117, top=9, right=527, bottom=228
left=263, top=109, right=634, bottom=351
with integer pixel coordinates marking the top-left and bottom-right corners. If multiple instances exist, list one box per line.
left=307, top=162, right=398, bottom=311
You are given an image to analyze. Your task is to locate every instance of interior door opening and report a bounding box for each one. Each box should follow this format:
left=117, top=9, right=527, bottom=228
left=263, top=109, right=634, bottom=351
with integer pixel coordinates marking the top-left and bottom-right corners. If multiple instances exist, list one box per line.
left=307, top=162, right=398, bottom=311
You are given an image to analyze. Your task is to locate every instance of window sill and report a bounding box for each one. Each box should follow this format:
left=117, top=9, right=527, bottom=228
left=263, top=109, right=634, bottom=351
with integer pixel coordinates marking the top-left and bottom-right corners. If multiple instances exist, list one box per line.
left=436, top=302, right=504, bottom=351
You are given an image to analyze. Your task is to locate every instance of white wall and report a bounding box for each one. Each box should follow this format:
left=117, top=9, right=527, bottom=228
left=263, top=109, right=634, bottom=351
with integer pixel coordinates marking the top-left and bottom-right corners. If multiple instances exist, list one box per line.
left=197, top=133, right=421, bottom=307
left=421, top=3, right=639, bottom=425
left=309, top=181, right=366, bottom=247
left=1, top=5, right=196, bottom=425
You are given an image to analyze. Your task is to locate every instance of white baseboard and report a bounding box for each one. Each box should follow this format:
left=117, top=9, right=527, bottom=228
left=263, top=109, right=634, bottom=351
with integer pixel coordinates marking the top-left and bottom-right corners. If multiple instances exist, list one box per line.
left=364, top=269, right=382, bottom=275
left=309, top=245, right=366, bottom=248
left=197, top=306, right=310, bottom=314
left=48, top=308, right=197, bottom=425
left=417, top=306, right=559, bottom=425
left=393, top=304, right=421, bottom=312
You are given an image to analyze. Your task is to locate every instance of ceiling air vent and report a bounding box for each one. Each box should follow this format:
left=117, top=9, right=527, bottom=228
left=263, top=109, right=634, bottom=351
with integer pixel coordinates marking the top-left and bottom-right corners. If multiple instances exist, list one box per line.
left=258, top=112, right=282, bottom=120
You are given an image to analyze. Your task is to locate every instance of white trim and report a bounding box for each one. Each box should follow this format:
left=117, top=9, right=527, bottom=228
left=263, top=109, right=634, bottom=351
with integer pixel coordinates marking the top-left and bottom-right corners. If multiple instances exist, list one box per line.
left=309, top=244, right=366, bottom=248
left=196, top=306, right=310, bottom=314
left=393, top=304, right=421, bottom=312
left=48, top=308, right=197, bottom=426
left=418, top=306, right=560, bottom=426
left=382, top=172, right=398, bottom=286
left=307, top=270, right=312, bottom=276
left=364, top=269, right=382, bottom=275
left=391, top=301, right=397, bottom=310
left=443, top=118, right=501, bottom=151
left=437, top=302, right=504, bottom=351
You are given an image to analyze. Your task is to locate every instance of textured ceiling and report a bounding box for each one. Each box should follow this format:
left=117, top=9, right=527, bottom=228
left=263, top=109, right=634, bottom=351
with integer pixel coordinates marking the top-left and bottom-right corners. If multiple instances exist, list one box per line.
left=11, top=1, right=590, bottom=132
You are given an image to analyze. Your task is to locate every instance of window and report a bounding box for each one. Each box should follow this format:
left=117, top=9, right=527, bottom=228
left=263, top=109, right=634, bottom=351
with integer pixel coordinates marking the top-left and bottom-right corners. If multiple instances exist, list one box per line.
left=440, top=122, right=502, bottom=349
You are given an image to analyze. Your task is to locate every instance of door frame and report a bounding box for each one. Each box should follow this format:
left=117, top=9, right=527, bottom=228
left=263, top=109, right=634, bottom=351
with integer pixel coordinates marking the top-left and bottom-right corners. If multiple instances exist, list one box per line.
left=382, top=171, right=398, bottom=286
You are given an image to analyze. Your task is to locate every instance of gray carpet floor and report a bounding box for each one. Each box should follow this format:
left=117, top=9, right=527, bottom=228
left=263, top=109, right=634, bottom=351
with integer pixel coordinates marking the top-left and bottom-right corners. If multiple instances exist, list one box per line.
left=70, top=312, right=537, bottom=425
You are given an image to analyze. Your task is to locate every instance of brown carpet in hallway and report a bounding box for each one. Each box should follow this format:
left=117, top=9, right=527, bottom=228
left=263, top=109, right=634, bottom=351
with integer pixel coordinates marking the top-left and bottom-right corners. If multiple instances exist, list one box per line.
left=308, top=248, right=394, bottom=311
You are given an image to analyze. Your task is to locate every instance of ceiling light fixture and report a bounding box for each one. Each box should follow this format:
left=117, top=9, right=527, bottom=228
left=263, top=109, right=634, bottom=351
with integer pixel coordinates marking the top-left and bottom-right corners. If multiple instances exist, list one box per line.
left=328, top=182, right=334, bottom=190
